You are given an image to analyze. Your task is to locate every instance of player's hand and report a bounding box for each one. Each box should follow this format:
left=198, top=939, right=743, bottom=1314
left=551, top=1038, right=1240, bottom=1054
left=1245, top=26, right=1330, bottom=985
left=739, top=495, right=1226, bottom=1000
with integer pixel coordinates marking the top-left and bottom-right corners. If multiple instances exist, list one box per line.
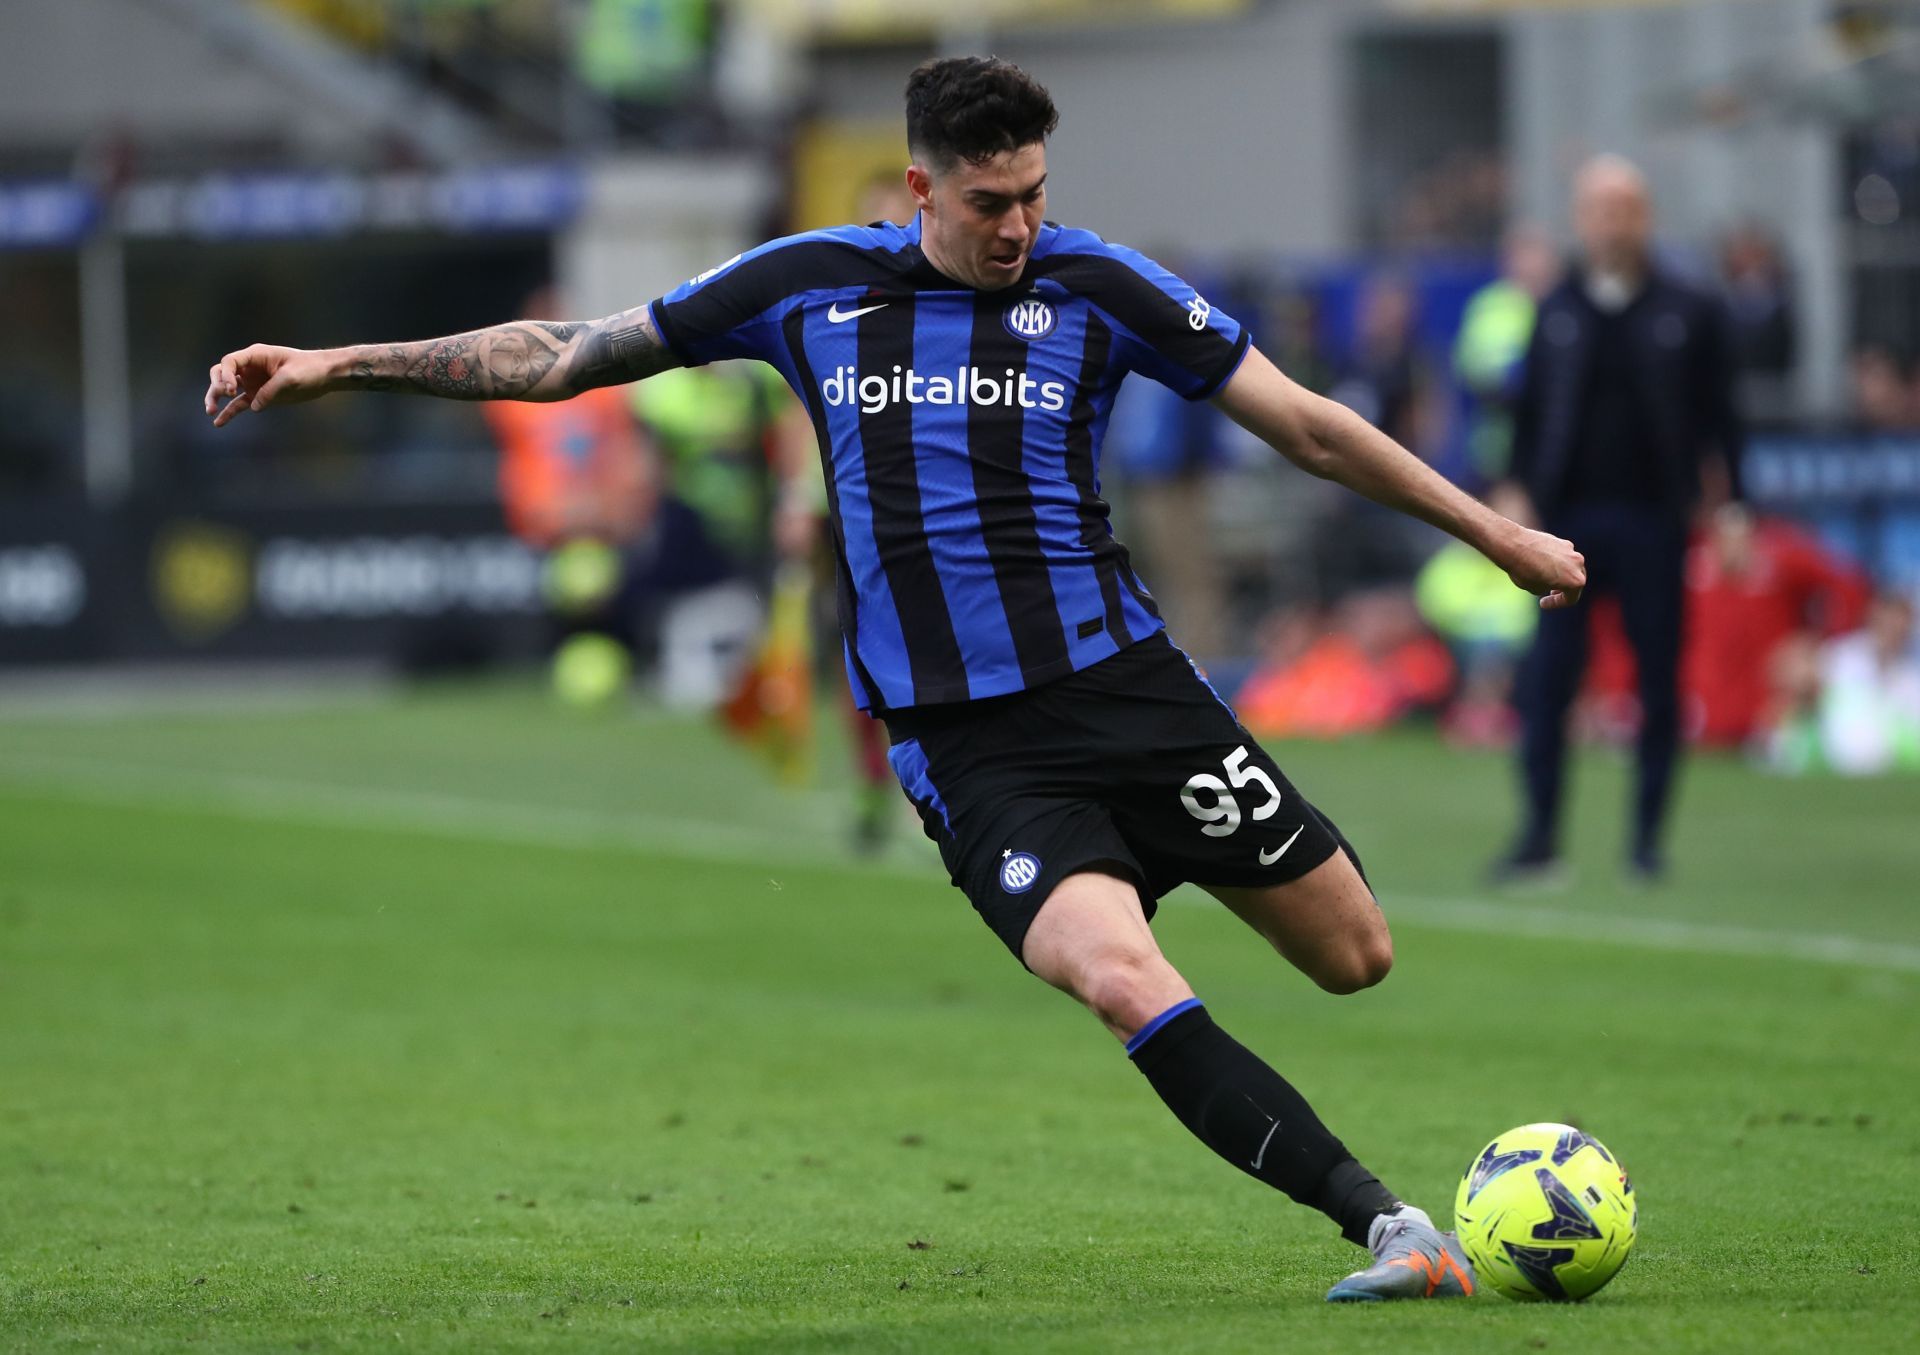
left=204, top=345, right=334, bottom=427
left=1499, top=524, right=1586, bottom=611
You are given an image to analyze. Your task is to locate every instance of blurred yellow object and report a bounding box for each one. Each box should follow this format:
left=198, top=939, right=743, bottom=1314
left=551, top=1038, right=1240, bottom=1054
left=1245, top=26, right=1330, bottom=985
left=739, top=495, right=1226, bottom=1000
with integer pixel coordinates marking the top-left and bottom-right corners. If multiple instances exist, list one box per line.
left=792, top=121, right=916, bottom=233
left=257, top=0, right=391, bottom=49
left=151, top=521, right=252, bottom=643
left=1415, top=541, right=1538, bottom=650
left=721, top=565, right=816, bottom=785
left=543, top=539, right=622, bottom=617
left=551, top=633, right=632, bottom=710
left=740, top=0, right=1247, bottom=40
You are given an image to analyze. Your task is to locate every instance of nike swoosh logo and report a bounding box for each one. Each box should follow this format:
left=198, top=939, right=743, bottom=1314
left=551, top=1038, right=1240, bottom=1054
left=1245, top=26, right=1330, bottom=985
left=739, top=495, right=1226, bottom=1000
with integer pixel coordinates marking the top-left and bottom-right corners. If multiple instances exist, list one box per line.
left=1258, top=824, right=1306, bottom=866
left=827, top=301, right=889, bottom=323
left=1250, top=1116, right=1282, bottom=1172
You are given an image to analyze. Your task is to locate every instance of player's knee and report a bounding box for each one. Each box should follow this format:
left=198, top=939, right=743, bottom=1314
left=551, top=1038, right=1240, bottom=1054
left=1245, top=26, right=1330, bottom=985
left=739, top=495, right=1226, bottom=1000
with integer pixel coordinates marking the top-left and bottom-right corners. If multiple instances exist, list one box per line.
left=1315, top=930, right=1394, bottom=996
left=1075, top=946, right=1181, bottom=1031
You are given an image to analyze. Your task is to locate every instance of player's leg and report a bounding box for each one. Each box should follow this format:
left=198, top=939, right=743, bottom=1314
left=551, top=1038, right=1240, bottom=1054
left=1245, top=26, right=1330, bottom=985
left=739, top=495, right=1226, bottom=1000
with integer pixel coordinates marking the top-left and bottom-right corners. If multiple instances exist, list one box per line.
left=1018, top=868, right=1193, bottom=1037
left=1202, top=845, right=1393, bottom=996
left=1021, top=869, right=1471, bottom=1301
left=1613, top=515, right=1686, bottom=879
left=1021, top=874, right=1407, bottom=1243
left=1145, top=854, right=1477, bottom=1300
left=1500, top=582, right=1590, bottom=878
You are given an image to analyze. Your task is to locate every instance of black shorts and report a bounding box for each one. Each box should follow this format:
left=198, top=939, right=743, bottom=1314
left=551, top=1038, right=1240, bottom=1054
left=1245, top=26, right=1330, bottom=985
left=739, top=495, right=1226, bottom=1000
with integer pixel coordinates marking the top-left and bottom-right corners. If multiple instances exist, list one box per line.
left=882, top=631, right=1357, bottom=961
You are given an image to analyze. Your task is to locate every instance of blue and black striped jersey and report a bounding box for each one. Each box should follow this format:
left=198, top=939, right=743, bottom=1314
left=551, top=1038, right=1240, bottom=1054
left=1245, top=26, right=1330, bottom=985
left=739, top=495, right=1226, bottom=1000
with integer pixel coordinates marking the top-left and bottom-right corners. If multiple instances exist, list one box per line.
left=649, top=214, right=1250, bottom=712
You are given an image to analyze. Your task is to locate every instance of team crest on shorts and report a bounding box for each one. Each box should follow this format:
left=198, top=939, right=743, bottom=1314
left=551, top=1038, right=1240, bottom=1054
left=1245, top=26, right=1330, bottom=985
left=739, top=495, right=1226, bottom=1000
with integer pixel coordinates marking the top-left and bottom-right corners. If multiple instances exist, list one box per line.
left=1003, top=296, right=1056, bottom=341
left=1000, top=850, right=1042, bottom=893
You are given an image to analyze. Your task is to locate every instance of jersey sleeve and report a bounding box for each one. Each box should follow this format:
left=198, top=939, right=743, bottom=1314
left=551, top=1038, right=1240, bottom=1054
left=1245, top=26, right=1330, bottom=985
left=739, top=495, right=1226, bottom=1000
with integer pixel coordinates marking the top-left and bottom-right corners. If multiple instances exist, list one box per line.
left=647, top=236, right=811, bottom=368
left=1043, top=235, right=1251, bottom=399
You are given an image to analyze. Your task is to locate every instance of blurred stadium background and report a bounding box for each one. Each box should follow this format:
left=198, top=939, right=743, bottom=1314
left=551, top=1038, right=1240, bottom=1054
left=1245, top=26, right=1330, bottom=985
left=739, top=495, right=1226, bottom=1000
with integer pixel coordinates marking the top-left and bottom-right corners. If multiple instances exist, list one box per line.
left=4, top=4, right=1920, bottom=1349
left=6, top=0, right=1920, bottom=723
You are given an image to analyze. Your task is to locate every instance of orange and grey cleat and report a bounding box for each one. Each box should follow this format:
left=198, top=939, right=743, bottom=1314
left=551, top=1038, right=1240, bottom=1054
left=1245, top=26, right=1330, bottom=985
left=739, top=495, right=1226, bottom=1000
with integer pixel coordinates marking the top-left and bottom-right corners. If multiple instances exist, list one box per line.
left=1325, top=1206, right=1477, bottom=1302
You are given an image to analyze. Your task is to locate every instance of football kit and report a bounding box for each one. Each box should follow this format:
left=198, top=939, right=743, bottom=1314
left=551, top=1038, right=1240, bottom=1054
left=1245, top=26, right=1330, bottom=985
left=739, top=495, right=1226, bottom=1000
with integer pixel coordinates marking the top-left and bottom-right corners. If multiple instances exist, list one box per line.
left=650, top=215, right=1351, bottom=952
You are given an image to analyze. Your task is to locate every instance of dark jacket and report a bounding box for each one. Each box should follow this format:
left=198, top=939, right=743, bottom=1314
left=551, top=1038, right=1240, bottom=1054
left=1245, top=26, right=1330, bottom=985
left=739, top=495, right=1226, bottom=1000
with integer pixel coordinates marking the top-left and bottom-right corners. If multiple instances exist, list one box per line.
left=1510, top=266, right=1744, bottom=520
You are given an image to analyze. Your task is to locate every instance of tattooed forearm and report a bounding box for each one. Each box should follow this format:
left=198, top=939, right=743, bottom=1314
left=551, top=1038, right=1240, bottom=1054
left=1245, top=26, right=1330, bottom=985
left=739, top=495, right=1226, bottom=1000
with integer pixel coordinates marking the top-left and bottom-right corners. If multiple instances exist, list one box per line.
left=562, top=307, right=676, bottom=392
left=339, top=321, right=585, bottom=400
left=334, top=310, right=672, bottom=403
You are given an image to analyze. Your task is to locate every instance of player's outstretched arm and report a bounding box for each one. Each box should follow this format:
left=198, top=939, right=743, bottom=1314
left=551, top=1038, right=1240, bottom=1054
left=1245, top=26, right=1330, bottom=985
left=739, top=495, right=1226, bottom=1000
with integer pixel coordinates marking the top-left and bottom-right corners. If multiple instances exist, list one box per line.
left=203, top=305, right=680, bottom=427
left=1213, top=347, right=1586, bottom=610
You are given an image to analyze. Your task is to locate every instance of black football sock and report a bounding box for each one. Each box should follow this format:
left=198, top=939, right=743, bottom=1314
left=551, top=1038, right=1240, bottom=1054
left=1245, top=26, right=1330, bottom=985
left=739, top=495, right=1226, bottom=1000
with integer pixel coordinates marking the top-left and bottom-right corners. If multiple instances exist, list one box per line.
left=1126, top=999, right=1400, bottom=1246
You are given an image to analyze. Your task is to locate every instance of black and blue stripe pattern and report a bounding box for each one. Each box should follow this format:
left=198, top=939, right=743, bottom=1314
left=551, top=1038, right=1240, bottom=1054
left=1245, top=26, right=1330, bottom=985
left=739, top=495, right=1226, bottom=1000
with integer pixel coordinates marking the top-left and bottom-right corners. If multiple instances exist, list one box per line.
left=651, top=215, right=1250, bottom=711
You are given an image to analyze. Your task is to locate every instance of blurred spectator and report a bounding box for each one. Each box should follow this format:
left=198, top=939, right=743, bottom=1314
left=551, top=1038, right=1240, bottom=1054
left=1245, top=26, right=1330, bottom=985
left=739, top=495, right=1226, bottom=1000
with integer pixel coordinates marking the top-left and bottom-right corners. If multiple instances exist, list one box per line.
left=576, top=0, right=717, bottom=143
left=1109, top=251, right=1234, bottom=658
left=1717, top=222, right=1797, bottom=425
left=1414, top=483, right=1540, bottom=746
left=1759, top=631, right=1826, bottom=775
left=1331, top=273, right=1429, bottom=451
left=1682, top=505, right=1872, bottom=747
left=1237, top=589, right=1453, bottom=738
left=480, top=286, right=730, bottom=694
left=1768, top=593, right=1920, bottom=775
left=630, top=362, right=792, bottom=579
left=1319, top=273, right=1443, bottom=594
left=1815, top=592, right=1920, bottom=774
left=854, top=167, right=917, bottom=230
left=1391, top=150, right=1510, bottom=251
left=482, top=382, right=656, bottom=544
left=1264, top=287, right=1335, bottom=398
left=482, top=288, right=659, bottom=551
left=1851, top=346, right=1918, bottom=430
left=576, top=0, right=710, bottom=98
left=1497, top=155, right=1744, bottom=884
left=1454, top=224, right=1560, bottom=485
left=1108, top=376, right=1231, bottom=660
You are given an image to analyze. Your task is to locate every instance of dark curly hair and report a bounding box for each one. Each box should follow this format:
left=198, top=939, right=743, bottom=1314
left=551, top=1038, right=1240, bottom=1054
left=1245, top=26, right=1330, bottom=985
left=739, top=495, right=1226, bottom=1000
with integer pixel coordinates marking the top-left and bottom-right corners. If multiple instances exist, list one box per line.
left=905, top=56, right=1059, bottom=170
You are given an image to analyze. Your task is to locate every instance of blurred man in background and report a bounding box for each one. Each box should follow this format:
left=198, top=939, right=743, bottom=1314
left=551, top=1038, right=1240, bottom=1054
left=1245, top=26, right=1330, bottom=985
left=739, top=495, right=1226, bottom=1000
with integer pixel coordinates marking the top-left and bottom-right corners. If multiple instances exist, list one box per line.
left=1494, top=155, right=1743, bottom=885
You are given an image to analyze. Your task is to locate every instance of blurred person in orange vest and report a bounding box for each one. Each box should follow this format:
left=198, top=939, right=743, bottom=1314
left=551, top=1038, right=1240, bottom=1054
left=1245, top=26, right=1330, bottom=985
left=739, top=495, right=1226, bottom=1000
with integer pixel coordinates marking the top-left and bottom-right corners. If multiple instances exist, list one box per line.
left=482, top=287, right=658, bottom=553
left=481, top=285, right=735, bottom=704
left=1237, top=590, right=1454, bottom=739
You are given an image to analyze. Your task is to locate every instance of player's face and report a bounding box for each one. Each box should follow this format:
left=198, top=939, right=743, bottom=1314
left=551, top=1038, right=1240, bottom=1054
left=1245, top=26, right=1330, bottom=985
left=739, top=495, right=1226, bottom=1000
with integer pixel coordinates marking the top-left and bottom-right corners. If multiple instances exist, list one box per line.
left=1575, top=171, right=1651, bottom=276
left=910, top=143, right=1048, bottom=292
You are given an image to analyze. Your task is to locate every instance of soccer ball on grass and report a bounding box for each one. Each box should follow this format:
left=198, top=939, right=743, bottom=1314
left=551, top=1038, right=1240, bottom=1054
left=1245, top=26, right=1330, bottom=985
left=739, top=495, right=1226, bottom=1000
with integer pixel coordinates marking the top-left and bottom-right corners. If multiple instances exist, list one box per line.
left=1452, top=1122, right=1637, bottom=1302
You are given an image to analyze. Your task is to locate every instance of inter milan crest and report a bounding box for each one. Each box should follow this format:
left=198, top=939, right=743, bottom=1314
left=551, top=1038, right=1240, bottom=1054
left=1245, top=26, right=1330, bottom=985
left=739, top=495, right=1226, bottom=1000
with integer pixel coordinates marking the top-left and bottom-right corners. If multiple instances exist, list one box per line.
left=1000, top=851, right=1042, bottom=893
left=1003, top=296, right=1056, bottom=342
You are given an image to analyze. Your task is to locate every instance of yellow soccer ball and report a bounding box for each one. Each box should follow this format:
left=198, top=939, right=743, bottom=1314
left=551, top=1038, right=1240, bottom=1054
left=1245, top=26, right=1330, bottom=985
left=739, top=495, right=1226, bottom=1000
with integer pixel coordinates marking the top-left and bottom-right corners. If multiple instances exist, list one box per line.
left=1452, top=1122, right=1637, bottom=1301
left=551, top=633, right=631, bottom=709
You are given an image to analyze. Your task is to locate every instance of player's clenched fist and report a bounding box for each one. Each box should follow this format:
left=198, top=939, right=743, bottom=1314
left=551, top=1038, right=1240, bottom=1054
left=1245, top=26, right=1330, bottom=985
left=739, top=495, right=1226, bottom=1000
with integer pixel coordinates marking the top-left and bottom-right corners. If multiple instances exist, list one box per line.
left=1500, top=525, right=1587, bottom=611
left=204, top=344, right=334, bottom=427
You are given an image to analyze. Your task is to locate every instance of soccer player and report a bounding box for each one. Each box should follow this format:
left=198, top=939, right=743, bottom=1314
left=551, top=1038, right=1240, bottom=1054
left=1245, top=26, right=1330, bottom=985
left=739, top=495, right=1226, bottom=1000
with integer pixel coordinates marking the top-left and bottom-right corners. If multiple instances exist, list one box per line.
left=204, top=57, right=1586, bottom=1301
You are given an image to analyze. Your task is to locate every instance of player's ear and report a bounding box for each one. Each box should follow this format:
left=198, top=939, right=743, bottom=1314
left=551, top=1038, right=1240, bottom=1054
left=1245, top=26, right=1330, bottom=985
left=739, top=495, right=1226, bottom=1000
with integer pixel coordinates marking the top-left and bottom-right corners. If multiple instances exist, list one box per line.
left=905, top=162, right=935, bottom=214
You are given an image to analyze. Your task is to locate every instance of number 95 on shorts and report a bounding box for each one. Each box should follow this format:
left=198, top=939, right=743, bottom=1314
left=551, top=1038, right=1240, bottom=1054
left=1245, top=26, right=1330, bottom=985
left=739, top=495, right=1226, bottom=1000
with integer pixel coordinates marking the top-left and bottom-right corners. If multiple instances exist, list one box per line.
left=880, top=631, right=1350, bottom=957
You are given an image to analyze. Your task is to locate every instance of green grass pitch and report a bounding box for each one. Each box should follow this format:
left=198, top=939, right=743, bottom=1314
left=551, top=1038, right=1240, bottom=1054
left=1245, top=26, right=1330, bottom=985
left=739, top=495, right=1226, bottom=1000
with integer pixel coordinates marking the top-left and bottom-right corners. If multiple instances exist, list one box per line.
left=2, top=681, right=1916, bottom=1352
